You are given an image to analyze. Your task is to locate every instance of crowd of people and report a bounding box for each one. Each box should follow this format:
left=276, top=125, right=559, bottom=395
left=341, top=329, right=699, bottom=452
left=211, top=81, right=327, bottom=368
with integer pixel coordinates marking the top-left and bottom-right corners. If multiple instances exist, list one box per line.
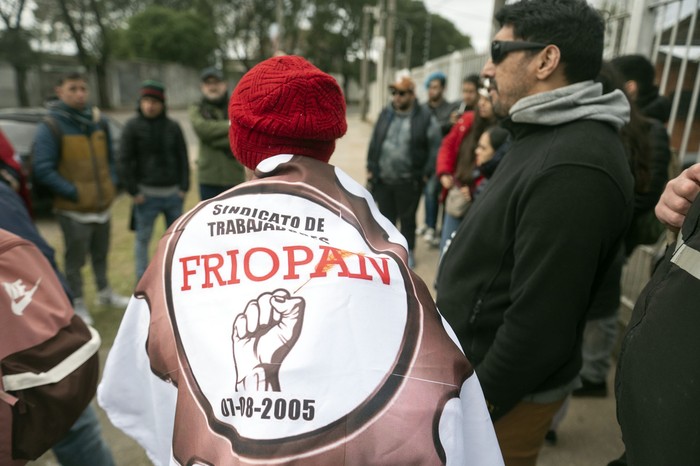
left=1, top=0, right=696, bottom=465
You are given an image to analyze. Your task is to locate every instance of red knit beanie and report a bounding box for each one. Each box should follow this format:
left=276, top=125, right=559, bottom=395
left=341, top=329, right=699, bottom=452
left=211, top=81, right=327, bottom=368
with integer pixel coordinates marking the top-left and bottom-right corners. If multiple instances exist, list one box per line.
left=229, top=55, right=348, bottom=170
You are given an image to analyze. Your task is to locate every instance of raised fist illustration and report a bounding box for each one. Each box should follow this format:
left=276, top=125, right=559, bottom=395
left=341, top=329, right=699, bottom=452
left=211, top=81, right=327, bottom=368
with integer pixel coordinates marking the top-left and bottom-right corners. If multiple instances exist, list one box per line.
left=232, top=289, right=305, bottom=391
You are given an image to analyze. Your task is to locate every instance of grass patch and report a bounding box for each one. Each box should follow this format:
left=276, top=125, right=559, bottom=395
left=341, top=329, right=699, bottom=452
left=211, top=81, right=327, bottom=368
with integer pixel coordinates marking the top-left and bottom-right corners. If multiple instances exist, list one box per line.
left=36, top=181, right=202, bottom=349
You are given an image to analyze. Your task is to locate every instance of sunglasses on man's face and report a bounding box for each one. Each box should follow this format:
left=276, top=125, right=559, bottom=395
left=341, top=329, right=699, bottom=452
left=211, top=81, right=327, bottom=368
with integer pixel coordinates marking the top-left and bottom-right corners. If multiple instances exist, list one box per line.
left=490, top=40, right=548, bottom=64
left=391, top=89, right=410, bottom=97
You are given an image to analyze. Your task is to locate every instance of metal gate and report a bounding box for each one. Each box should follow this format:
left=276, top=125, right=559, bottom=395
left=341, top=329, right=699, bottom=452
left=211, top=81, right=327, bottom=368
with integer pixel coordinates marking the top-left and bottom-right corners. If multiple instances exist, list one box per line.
left=604, top=0, right=699, bottom=323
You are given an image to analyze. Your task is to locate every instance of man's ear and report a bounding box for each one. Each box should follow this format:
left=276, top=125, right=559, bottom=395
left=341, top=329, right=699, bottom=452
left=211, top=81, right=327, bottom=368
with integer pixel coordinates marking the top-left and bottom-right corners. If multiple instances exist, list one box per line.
left=624, top=80, right=638, bottom=100
left=535, top=45, right=561, bottom=81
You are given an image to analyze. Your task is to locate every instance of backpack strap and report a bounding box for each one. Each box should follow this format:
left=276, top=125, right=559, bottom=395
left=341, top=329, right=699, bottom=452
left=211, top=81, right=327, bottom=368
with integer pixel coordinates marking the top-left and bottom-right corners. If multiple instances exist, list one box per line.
left=2, top=325, right=100, bottom=391
left=671, top=228, right=700, bottom=280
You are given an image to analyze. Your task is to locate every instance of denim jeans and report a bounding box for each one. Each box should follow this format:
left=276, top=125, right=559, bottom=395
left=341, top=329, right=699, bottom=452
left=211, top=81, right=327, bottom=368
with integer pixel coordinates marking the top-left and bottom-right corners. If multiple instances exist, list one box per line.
left=439, top=212, right=464, bottom=256
left=580, top=311, right=619, bottom=383
left=134, top=194, right=183, bottom=280
left=372, top=179, right=423, bottom=250
left=51, top=404, right=115, bottom=466
left=56, top=214, right=111, bottom=299
left=423, top=175, right=440, bottom=230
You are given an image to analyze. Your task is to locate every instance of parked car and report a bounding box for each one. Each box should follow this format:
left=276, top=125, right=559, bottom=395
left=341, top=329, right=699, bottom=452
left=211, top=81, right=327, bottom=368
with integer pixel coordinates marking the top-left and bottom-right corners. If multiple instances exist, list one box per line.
left=0, top=107, right=123, bottom=216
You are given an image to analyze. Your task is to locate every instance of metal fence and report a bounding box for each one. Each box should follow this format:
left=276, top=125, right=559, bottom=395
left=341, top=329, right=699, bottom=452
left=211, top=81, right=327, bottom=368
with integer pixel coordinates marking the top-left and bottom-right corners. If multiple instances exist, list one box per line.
left=604, top=0, right=698, bottom=323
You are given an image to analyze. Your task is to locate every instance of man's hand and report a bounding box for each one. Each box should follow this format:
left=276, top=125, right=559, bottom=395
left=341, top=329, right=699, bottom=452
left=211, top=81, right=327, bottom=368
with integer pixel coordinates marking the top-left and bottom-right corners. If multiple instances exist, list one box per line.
left=133, top=193, right=146, bottom=205
left=232, top=289, right=305, bottom=391
left=655, top=164, right=700, bottom=231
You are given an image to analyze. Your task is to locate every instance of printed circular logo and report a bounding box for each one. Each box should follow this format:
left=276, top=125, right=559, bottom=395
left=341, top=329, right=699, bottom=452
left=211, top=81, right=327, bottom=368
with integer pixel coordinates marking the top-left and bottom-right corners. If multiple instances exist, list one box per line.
left=165, top=188, right=421, bottom=459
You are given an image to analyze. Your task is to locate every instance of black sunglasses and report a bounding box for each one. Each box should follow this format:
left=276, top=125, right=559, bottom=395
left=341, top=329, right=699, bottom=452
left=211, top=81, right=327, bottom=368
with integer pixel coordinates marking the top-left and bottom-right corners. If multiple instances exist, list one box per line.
left=491, top=40, right=548, bottom=64
left=391, top=89, right=410, bottom=97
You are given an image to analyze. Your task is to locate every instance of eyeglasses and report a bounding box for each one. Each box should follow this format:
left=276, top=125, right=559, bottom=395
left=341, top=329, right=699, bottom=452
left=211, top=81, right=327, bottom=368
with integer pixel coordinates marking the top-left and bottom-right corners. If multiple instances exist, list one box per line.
left=391, top=89, right=410, bottom=97
left=491, top=40, right=548, bottom=64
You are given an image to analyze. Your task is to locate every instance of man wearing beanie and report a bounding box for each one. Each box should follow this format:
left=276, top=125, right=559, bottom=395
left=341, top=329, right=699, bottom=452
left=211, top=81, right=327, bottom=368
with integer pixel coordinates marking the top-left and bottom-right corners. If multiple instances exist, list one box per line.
left=189, top=66, right=245, bottom=200
left=99, top=55, right=503, bottom=466
left=120, top=79, right=190, bottom=281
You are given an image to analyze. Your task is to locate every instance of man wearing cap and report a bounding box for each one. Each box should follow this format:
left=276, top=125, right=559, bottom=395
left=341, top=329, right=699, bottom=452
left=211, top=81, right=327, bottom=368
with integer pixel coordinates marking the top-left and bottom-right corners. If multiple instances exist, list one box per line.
left=435, top=1, right=634, bottom=464
left=33, top=71, right=129, bottom=324
left=366, top=75, right=441, bottom=268
left=120, top=80, right=190, bottom=280
left=99, top=55, right=504, bottom=466
left=189, top=67, right=245, bottom=200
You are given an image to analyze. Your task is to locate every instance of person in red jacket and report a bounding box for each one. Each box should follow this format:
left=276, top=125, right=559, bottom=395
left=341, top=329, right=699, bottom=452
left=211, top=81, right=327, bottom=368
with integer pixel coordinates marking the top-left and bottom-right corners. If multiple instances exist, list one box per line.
left=436, top=90, right=498, bottom=252
left=0, top=128, right=32, bottom=214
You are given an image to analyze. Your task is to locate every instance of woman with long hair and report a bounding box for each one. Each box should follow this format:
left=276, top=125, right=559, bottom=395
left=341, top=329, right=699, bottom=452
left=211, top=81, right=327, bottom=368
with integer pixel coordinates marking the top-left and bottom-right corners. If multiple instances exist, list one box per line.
left=435, top=89, right=502, bottom=253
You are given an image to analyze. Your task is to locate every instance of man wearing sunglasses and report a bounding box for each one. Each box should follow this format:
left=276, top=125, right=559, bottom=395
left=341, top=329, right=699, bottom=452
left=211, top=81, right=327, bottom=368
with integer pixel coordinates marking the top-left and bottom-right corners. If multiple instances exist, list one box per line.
left=435, top=0, right=635, bottom=464
left=366, top=75, right=442, bottom=268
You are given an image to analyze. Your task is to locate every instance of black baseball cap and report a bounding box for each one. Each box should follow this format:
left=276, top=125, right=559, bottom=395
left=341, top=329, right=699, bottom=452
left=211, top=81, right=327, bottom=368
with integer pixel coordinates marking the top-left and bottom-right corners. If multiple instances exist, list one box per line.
left=200, top=66, right=224, bottom=82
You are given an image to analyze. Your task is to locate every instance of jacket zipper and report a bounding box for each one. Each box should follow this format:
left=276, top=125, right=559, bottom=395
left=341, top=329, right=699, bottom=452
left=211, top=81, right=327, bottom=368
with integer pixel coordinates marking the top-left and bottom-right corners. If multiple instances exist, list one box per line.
left=86, top=125, right=105, bottom=209
left=469, top=297, right=483, bottom=354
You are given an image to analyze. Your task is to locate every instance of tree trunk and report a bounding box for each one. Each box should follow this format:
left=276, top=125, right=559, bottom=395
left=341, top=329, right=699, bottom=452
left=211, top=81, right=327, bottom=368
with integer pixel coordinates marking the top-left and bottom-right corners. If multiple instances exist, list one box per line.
left=95, top=62, right=111, bottom=109
left=14, top=66, right=30, bottom=107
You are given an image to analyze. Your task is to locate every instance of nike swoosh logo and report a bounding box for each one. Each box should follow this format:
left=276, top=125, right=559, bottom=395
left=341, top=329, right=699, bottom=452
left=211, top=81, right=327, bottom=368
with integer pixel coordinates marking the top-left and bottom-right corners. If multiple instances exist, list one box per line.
left=11, top=278, right=41, bottom=316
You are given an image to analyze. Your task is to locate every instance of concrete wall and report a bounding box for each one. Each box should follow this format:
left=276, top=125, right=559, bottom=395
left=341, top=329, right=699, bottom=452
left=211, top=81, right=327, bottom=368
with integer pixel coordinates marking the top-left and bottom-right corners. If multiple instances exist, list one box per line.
left=1, top=59, right=362, bottom=110
left=0, top=59, right=203, bottom=110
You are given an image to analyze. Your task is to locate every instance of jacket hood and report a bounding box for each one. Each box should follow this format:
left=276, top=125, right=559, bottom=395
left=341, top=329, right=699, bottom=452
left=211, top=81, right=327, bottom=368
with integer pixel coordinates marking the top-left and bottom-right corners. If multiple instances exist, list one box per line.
left=479, top=136, right=511, bottom=179
left=49, top=100, right=97, bottom=126
left=638, top=90, right=671, bottom=123
left=510, top=81, right=630, bottom=130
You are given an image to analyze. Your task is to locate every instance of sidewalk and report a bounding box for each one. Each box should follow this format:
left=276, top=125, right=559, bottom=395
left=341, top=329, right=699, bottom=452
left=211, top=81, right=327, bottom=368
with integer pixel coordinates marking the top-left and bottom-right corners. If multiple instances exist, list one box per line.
left=30, top=111, right=624, bottom=465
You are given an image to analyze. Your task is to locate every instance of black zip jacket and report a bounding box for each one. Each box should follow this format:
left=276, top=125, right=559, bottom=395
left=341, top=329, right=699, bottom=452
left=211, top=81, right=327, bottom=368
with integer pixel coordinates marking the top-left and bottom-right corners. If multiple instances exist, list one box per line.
left=366, top=103, right=434, bottom=181
left=436, top=92, right=634, bottom=420
left=616, top=194, right=700, bottom=466
left=120, top=109, right=190, bottom=196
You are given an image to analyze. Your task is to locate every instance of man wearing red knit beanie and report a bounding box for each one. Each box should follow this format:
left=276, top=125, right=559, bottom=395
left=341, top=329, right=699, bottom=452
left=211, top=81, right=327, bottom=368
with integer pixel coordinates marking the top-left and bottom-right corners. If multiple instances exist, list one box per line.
left=99, top=55, right=503, bottom=466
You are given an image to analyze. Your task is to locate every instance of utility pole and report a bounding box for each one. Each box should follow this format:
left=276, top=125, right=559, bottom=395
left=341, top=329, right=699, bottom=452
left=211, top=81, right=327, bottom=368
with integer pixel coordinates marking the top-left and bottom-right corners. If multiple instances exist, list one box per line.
left=275, top=0, right=284, bottom=54
left=395, top=19, right=413, bottom=70
left=423, top=12, right=432, bottom=63
left=625, top=0, right=655, bottom=55
left=360, top=6, right=373, bottom=121
left=404, top=22, right=413, bottom=70
left=385, top=0, right=397, bottom=82
left=375, top=0, right=387, bottom=108
left=491, top=0, right=507, bottom=40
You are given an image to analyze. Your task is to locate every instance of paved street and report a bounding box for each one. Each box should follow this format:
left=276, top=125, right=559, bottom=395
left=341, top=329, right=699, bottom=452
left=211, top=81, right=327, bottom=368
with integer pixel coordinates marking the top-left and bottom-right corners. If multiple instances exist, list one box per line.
left=30, top=108, right=624, bottom=465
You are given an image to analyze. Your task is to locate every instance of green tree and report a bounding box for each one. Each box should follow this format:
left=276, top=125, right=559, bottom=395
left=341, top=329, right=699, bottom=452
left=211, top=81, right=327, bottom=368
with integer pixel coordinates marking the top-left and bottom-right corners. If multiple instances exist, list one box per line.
left=396, top=0, right=471, bottom=68
left=124, top=6, right=218, bottom=68
left=33, top=0, right=130, bottom=108
left=0, top=0, right=36, bottom=106
left=304, top=0, right=367, bottom=84
left=303, top=0, right=470, bottom=91
left=219, top=0, right=286, bottom=69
